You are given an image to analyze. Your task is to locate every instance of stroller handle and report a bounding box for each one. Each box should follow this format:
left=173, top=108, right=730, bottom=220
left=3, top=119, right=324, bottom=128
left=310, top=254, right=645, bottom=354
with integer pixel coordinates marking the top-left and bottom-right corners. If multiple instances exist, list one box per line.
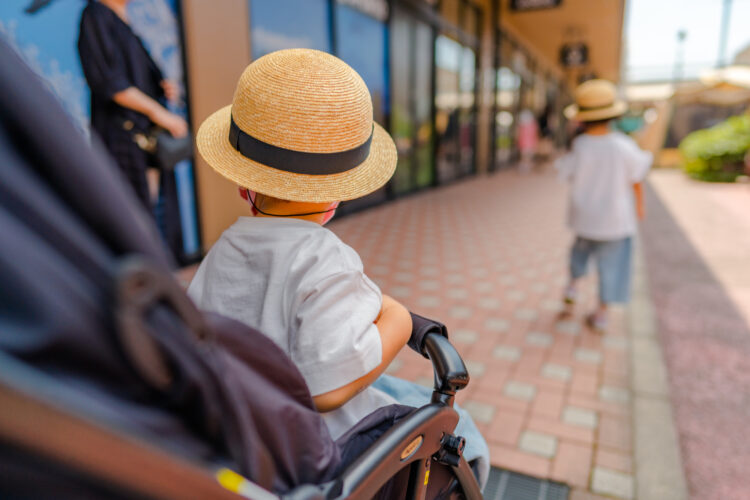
left=423, top=333, right=469, bottom=406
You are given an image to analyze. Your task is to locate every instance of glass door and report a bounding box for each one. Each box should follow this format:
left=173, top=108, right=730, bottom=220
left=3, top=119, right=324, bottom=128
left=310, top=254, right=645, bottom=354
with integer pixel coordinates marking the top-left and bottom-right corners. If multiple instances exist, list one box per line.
left=390, top=5, right=435, bottom=195
left=434, top=2, right=479, bottom=184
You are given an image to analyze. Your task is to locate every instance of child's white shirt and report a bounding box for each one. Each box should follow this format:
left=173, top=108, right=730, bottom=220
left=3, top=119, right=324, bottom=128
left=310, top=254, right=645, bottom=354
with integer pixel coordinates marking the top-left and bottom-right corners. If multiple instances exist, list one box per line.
left=187, top=216, right=397, bottom=439
left=555, top=132, right=652, bottom=240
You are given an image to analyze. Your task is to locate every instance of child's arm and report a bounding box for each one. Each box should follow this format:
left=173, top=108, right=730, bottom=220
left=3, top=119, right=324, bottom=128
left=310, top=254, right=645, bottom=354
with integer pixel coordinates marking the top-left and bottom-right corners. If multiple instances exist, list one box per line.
left=633, top=182, right=645, bottom=220
left=312, top=294, right=412, bottom=412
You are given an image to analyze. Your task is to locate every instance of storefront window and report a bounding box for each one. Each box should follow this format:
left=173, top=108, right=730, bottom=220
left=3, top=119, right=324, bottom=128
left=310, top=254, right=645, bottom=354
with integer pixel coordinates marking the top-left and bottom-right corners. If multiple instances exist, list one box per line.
left=249, top=0, right=331, bottom=59
left=390, top=8, right=414, bottom=195
left=495, top=37, right=521, bottom=168
left=334, top=3, right=389, bottom=210
left=414, top=21, right=435, bottom=189
left=335, top=5, right=388, bottom=124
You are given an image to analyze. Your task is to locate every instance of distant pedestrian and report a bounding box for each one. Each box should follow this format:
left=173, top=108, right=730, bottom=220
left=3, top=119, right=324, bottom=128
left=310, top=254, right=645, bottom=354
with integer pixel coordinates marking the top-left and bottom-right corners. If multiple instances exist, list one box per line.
left=77, top=0, right=188, bottom=263
left=555, top=79, right=652, bottom=332
left=517, top=109, right=539, bottom=174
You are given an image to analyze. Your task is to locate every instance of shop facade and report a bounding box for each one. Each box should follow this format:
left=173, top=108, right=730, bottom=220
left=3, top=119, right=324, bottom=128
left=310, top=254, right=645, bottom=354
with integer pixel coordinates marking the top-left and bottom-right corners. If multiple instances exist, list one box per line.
left=183, top=0, right=573, bottom=248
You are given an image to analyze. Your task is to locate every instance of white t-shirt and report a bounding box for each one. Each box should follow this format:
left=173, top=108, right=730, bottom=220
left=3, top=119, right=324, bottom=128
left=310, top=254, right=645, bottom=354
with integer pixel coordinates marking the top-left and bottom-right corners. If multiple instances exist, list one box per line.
left=187, top=217, right=397, bottom=439
left=555, top=132, right=652, bottom=240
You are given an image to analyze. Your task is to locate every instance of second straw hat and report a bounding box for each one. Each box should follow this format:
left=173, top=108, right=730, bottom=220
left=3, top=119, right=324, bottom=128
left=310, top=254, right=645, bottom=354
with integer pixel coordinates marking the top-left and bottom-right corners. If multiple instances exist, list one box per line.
left=196, top=49, right=397, bottom=203
left=564, top=79, right=627, bottom=122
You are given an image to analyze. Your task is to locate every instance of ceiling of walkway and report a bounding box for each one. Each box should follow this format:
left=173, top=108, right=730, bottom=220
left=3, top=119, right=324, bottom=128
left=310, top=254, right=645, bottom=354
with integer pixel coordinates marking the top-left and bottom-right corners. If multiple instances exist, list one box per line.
left=499, top=0, right=625, bottom=84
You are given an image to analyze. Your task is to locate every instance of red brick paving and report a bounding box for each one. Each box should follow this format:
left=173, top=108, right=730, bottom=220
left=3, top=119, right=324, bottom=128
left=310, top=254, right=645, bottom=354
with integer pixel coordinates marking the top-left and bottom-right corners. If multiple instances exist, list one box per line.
left=328, top=169, right=635, bottom=495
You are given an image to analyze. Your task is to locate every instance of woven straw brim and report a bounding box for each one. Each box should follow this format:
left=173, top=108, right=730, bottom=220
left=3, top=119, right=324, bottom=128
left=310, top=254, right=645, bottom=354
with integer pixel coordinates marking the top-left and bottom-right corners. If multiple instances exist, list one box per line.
left=564, top=100, right=627, bottom=122
left=196, top=105, right=397, bottom=203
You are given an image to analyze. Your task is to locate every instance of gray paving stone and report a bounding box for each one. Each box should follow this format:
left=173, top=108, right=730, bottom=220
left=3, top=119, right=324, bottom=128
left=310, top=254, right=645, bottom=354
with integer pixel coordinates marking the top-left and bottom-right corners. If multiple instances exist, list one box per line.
left=420, top=266, right=439, bottom=276
left=518, top=430, right=557, bottom=458
left=531, top=282, right=549, bottom=293
left=462, top=401, right=495, bottom=424
left=449, top=306, right=472, bottom=319
left=574, top=348, right=603, bottom=364
left=540, top=299, right=564, bottom=312
left=493, top=345, right=521, bottom=361
left=555, top=320, right=581, bottom=335
left=541, top=363, right=572, bottom=381
left=603, top=335, right=629, bottom=350
left=523, top=269, right=538, bottom=278
left=417, top=296, right=441, bottom=308
left=599, top=385, right=630, bottom=404
left=525, top=331, right=553, bottom=347
left=562, top=405, right=598, bottom=429
left=370, top=265, right=390, bottom=276
left=471, top=268, right=489, bottom=277
left=503, top=381, right=536, bottom=401
left=394, top=272, right=413, bottom=282
left=485, top=318, right=510, bottom=332
left=419, top=280, right=440, bottom=291
left=397, top=259, right=413, bottom=269
left=500, top=275, right=517, bottom=285
left=478, top=297, right=501, bottom=310
left=452, top=329, right=479, bottom=344
left=515, top=308, right=538, bottom=321
left=475, top=282, right=494, bottom=292
left=506, top=290, right=526, bottom=301
left=389, top=286, right=411, bottom=298
left=591, top=467, right=634, bottom=499
left=465, top=360, right=486, bottom=377
left=446, top=273, right=465, bottom=284
left=447, top=288, right=469, bottom=300
left=385, top=358, right=403, bottom=374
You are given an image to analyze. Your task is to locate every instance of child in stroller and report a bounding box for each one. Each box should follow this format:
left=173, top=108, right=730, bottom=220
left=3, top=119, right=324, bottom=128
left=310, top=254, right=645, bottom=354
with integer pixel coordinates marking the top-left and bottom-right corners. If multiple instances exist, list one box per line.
left=189, top=48, right=488, bottom=485
left=0, top=39, right=486, bottom=499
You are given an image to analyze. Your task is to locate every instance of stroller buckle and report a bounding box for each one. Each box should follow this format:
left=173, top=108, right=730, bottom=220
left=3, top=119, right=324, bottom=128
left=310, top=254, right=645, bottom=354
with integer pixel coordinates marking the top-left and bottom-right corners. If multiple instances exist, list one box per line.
left=434, top=433, right=466, bottom=467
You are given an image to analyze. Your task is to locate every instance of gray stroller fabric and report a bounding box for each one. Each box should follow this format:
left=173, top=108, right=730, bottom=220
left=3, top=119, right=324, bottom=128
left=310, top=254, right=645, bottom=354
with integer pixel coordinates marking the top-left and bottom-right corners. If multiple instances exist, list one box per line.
left=0, top=36, right=342, bottom=493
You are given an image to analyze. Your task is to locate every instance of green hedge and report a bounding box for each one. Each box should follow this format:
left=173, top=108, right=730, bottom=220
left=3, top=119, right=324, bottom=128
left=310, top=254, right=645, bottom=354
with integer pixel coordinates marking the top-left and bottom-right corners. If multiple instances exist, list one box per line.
left=679, top=114, right=750, bottom=182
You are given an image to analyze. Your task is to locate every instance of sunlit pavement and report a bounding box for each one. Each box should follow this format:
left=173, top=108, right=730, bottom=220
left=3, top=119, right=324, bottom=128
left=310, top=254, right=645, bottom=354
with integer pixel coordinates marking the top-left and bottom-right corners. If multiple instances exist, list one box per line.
left=641, top=170, right=750, bottom=500
left=330, top=167, right=637, bottom=499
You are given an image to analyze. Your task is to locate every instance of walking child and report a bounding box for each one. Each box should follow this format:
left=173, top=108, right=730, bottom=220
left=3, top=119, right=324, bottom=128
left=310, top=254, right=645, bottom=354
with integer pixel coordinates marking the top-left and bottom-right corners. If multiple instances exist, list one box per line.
left=556, top=79, right=652, bottom=331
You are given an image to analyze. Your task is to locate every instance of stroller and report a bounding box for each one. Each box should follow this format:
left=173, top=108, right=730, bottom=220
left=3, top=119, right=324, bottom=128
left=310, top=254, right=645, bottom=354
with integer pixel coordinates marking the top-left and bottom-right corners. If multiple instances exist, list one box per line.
left=0, top=38, right=483, bottom=499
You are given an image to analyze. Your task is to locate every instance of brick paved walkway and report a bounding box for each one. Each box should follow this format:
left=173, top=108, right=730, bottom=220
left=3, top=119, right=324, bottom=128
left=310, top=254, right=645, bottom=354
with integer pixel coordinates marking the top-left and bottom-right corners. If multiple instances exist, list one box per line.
left=329, top=169, right=635, bottom=498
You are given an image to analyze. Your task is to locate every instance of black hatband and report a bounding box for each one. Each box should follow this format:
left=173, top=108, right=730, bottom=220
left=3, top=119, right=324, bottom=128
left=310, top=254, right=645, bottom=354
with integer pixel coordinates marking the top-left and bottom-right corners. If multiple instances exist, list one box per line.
left=229, top=116, right=373, bottom=175
left=578, top=102, right=618, bottom=112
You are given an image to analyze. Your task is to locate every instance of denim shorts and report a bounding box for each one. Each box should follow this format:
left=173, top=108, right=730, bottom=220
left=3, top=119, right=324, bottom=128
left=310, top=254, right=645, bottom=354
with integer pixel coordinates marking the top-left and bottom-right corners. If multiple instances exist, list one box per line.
left=569, top=236, right=633, bottom=304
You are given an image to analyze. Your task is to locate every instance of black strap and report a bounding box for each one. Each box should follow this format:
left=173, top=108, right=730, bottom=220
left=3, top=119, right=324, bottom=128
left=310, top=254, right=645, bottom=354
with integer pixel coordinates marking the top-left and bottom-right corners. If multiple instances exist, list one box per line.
left=228, top=116, right=373, bottom=175
left=578, top=102, right=617, bottom=112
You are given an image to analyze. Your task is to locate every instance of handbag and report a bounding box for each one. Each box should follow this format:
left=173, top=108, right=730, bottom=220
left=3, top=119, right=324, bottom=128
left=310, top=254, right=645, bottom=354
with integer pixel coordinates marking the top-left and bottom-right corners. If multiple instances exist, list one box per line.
left=126, top=120, right=192, bottom=171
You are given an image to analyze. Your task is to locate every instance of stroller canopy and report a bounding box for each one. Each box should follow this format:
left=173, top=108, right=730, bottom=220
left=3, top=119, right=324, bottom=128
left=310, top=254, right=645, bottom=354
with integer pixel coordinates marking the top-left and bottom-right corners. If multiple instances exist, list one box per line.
left=0, top=36, right=341, bottom=494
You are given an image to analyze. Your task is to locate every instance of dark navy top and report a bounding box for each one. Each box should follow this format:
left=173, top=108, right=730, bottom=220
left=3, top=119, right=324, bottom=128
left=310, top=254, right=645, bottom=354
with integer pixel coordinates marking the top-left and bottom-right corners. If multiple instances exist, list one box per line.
left=77, top=0, right=165, bottom=137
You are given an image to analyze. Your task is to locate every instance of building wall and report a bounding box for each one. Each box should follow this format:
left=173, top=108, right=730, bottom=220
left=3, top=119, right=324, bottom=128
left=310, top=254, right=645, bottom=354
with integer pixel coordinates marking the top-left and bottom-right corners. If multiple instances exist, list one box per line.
left=182, top=0, right=252, bottom=248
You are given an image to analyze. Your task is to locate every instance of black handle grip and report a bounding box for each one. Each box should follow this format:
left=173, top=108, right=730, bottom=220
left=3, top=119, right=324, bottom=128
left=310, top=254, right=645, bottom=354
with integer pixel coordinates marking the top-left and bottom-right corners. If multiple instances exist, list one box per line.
left=422, top=333, right=469, bottom=395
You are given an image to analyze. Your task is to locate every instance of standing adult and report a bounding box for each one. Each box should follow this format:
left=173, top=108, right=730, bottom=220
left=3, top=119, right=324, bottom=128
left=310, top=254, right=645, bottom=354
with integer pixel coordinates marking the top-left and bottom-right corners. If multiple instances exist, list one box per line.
left=77, top=0, right=188, bottom=262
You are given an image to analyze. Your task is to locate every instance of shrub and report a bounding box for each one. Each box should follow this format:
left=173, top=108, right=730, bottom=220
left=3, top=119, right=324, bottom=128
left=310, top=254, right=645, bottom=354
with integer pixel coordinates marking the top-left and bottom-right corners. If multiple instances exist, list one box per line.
left=679, top=114, right=750, bottom=182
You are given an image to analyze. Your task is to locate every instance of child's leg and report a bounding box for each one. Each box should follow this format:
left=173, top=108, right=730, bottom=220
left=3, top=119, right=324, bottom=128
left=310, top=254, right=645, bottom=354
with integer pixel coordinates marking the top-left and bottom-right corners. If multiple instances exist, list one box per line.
left=591, top=237, right=633, bottom=330
left=563, top=237, right=592, bottom=314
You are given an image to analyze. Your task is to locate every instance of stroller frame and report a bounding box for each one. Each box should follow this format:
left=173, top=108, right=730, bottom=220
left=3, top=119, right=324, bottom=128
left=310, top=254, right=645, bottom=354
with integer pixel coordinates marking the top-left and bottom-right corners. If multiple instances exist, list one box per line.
left=0, top=263, right=483, bottom=500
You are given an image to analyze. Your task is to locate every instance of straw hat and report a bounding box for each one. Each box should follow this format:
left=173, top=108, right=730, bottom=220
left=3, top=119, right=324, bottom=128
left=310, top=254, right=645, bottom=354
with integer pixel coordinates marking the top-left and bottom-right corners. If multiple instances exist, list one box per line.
left=196, top=49, right=397, bottom=203
left=564, top=79, right=627, bottom=122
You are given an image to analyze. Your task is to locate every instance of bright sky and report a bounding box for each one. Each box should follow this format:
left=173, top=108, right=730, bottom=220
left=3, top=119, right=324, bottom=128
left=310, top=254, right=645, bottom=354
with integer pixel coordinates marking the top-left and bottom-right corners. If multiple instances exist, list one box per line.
left=625, top=0, right=750, bottom=82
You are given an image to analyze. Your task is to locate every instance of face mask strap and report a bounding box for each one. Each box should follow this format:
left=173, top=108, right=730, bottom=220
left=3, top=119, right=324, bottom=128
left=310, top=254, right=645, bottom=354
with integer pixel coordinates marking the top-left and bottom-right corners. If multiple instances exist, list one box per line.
left=245, top=189, right=338, bottom=218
